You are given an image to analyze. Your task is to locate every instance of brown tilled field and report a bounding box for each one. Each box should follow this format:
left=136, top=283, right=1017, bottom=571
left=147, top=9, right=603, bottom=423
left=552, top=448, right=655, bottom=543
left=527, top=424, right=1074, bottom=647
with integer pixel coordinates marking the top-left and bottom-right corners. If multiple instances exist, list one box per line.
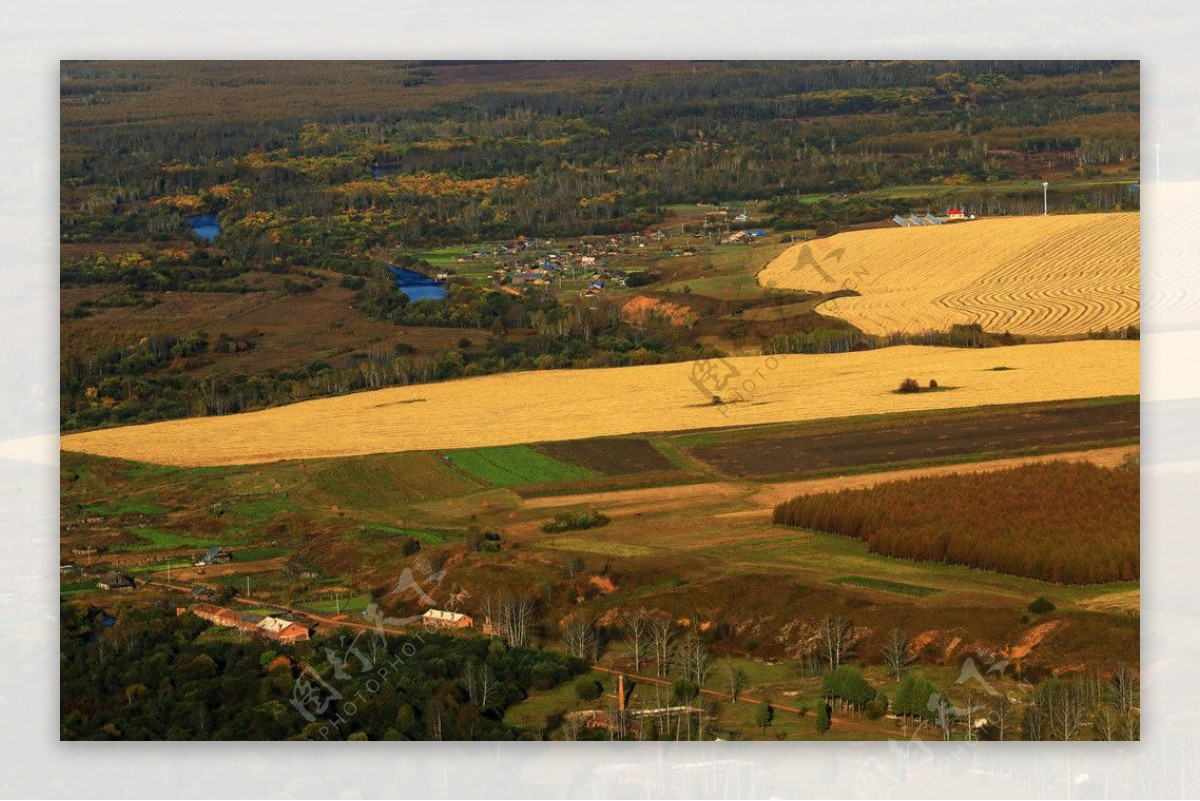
left=61, top=340, right=1139, bottom=466
left=687, top=398, right=1139, bottom=477
left=535, top=437, right=675, bottom=474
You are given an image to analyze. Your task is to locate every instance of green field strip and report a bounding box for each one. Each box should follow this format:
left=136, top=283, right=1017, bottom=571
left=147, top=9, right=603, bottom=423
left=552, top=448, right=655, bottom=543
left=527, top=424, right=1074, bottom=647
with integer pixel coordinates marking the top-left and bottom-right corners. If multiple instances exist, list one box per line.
left=446, top=445, right=599, bottom=486
left=830, top=575, right=939, bottom=597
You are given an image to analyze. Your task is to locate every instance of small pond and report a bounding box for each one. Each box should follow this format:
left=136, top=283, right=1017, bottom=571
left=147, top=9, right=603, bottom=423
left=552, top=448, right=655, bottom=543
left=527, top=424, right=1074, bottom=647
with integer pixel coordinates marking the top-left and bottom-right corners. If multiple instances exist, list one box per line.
left=188, top=213, right=221, bottom=243
left=388, top=265, right=447, bottom=302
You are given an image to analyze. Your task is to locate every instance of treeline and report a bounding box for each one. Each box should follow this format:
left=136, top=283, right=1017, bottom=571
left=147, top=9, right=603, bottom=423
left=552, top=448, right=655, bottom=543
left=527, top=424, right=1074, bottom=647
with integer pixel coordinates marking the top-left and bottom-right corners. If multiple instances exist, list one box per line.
left=61, top=60, right=1138, bottom=250
left=761, top=323, right=1024, bottom=355
left=60, top=602, right=587, bottom=740
left=60, top=247, right=249, bottom=292
left=773, top=462, right=1138, bottom=583
left=768, top=181, right=1139, bottom=232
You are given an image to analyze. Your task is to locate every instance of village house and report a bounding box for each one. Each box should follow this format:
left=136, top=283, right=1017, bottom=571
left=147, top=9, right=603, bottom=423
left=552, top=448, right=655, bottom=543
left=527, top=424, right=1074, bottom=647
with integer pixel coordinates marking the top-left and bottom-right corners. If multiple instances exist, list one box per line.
left=188, top=604, right=311, bottom=643
left=194, top=546, right=233, bottom=567
left=422, top=609, right=474, bottom=630
left=96, top=572, right=135, bottom=591
left=191, top=602, right=243, bottom=628
left=255, top=616, right=311, bottom=643
left=283, top=559, right=319, bottom=579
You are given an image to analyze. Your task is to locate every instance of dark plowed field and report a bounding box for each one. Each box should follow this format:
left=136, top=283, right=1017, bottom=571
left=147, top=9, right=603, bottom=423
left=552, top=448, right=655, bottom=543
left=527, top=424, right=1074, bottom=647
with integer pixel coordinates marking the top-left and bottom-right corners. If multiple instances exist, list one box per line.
left=687, top=400, right=1139, bottom=477
left=536, top=437, right=675, bottom=474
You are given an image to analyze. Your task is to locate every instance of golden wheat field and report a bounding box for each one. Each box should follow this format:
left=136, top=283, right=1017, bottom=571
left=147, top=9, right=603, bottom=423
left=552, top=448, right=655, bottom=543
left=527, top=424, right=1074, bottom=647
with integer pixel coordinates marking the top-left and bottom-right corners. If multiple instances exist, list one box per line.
left=758, top=212, right=1139, bottom=337
left=60, top=340, right=1138, bottom=467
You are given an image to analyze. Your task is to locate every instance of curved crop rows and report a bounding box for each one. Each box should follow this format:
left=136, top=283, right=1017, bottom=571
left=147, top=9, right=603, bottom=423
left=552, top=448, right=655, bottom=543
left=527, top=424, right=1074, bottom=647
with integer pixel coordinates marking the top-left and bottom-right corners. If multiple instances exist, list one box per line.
left=61, top=340, right=1138, bottom=467
left=758, top=213, right=1139, bottom=337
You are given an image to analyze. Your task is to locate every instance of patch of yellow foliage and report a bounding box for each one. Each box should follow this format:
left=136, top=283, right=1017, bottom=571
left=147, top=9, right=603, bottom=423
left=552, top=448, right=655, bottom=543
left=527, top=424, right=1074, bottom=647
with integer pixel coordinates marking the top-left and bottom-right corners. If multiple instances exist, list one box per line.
left=337, top=172, right=530, bottom=198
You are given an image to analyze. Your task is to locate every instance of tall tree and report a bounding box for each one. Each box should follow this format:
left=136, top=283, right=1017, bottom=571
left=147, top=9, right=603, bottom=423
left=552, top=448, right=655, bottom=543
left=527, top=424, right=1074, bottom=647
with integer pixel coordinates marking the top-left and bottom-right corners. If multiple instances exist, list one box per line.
left=624, top=610, right=649, bottom=672
left=650, top=618, right=677, bottom=677
left=882, top=628, right=914, bottom=682
left=820, top=615, right=854, bottom=669
left=815, top=701, right=831, bottom=736
left=723, top=664, right=747, bottom=704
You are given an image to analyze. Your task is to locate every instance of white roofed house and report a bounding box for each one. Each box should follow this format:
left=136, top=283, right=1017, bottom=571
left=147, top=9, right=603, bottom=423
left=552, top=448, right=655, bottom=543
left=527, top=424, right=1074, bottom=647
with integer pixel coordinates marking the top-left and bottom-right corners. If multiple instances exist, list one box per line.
left=255, top=615, right=310, bottom=643
left=422, top=609, right=474, bottom=630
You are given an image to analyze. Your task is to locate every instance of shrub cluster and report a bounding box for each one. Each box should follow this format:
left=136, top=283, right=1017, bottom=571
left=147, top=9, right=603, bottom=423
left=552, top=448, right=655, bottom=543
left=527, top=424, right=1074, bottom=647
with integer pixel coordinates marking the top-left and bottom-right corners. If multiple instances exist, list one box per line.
left=541, top=510, right=610, bottom=534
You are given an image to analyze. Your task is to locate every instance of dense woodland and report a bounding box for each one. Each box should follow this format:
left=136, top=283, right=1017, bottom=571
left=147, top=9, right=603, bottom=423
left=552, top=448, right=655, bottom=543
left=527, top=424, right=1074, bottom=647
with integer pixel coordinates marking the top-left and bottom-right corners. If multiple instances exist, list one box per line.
left=60, top=602, right=586, bottom=741
left=773, top=460, right=1139, bottom=583
left=62, top=60, right=1139, bottom=252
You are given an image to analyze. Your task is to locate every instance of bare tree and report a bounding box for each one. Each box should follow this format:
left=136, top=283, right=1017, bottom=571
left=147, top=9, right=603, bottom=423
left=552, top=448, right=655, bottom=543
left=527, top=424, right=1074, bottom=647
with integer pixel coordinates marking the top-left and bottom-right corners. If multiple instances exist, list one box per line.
left=650, top=618, right=678, bottom=677
left=1036, top=679, right=1085, bottom=741
left=1119, top=711, right=1140, bottom=741
left=1111, top=663, right=1138, bottom=718
left=820, top=615, right=854, bottom=669
left=963, top=687, right=978, bottom=742
left=498, top=594, right=534, bottom=648
left=564, top=557, right=584, bottom=579
left=796, top=645, right=822, bottom=678
left=426, top=698, right=445, bottom=741
left=1094, top=706, right=1117, bottom=741
left=882, top=628, right=914, bottom=682
left=933, top=693, right=954, bottom=741
left=625, top=610, right=650, bottom=672
left=464, top=661, right=498, bottom=709
left=562, top=713, right=584, bottom=741
left=561, top=618, right=598, bottom=661
left=676, top=634, right=711, bottom=686
left=723, top=663, right=748, bottom=703
left=993, top=692, right=1012, bottom=741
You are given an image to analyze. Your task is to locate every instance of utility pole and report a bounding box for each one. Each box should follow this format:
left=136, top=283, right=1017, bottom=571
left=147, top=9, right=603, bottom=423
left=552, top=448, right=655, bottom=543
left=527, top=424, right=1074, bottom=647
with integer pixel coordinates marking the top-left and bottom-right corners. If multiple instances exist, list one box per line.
left=245, top=576, right=250, bottom=598
left=1042, top=181, right=1049, bottom=216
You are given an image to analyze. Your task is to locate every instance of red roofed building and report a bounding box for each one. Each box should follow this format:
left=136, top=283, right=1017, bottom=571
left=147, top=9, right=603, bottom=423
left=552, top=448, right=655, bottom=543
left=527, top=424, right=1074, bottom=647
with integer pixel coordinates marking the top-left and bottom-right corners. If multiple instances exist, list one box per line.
left=256, top=616, right=311, bottom=643
left=946, top=208, right=965, bottom=219
left=191, top=603, right=243, bottom=628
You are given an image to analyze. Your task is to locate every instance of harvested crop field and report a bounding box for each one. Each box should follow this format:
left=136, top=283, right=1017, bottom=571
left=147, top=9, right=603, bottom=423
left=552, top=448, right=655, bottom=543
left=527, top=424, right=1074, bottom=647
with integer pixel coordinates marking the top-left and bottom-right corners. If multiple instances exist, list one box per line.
left=688, top=398, right=1139, bottom=477
left=60, top=340, right=1138, bottom=467
left=758, top=213, right=1139, bottom=337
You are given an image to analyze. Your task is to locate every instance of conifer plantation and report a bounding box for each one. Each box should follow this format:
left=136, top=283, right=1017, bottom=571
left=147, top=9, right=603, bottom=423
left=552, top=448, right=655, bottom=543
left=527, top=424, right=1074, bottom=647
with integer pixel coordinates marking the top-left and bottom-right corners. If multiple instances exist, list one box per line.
left=773, top=461, right=1138, bottom=583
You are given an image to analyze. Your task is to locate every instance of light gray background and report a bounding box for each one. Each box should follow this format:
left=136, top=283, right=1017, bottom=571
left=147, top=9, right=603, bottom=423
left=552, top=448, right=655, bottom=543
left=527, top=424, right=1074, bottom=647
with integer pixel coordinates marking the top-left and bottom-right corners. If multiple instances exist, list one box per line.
left=4, top=1, right=1197, bottom=797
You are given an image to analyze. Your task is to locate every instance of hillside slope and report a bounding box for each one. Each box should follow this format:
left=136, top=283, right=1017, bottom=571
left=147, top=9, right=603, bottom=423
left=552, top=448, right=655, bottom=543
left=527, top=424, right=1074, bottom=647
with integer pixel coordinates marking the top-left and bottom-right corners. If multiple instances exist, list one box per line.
left=758, top=212, right=1139, bottom=337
